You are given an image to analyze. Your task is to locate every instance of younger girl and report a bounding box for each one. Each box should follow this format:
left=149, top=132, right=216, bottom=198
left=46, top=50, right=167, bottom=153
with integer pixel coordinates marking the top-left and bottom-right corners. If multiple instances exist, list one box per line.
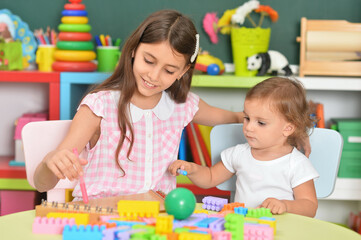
left=33, top=10, right=243, bottom=201
left=169, top=77, right=319, bottom=217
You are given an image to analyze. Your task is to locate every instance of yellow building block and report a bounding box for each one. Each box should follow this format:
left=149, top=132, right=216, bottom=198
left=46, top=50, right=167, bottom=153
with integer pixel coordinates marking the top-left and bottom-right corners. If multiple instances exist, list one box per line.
left=194, top=209, right=208, bottom=214
left=117, top=200, right=159, bottom=219
left=65, top=189, right=74, bottom=202
left=156, top=215, right=174, bottom=234
left=47, top=212, right=89, bottom=225
left=179, top=232, right=212, bottom=240
left=259, top=218, right=277, bottom=234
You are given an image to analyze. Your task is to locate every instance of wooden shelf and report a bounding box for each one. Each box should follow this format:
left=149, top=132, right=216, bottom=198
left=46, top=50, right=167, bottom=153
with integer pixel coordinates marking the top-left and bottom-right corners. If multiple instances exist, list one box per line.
left=191, top=74, right=361, bottom=91
left=325, top=178, right=361, bottom=200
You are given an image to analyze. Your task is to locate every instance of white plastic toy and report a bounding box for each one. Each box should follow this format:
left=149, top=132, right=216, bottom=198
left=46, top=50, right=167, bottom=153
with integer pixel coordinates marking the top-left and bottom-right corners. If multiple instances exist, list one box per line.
left=247, top=50, right=293, bottom=76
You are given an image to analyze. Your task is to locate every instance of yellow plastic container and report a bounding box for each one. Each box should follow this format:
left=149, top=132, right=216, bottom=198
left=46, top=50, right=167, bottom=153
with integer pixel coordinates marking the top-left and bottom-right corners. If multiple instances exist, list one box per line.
left=36, top=45, right=55, bottom=72
left=231, top=27, right=271, bottom=76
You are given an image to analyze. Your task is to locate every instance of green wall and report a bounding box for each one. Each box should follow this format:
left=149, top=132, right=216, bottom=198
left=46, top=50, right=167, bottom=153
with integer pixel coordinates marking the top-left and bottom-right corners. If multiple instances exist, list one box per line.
left=2, top=0, right=360, bottom=64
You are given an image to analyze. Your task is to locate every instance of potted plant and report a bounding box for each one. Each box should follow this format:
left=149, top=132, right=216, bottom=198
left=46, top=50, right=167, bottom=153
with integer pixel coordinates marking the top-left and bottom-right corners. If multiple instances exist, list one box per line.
left=203, top=0, right=278, bottom=76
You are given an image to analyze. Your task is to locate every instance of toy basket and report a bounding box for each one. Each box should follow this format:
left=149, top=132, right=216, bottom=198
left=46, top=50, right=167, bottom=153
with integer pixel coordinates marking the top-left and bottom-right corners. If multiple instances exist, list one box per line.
left=231, top=27, right=270, bottom=76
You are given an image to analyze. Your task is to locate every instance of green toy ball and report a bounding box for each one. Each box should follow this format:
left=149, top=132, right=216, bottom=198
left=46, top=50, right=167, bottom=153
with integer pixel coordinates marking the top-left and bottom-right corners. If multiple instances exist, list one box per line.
left=164, top=188, right=196, bottom=220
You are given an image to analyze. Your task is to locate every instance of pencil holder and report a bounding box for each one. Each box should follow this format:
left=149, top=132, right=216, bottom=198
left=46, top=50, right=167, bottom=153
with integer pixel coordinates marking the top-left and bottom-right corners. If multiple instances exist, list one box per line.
left=97, top=46, right=121, bottom=72
left=36, top=45, right=56, bottom=72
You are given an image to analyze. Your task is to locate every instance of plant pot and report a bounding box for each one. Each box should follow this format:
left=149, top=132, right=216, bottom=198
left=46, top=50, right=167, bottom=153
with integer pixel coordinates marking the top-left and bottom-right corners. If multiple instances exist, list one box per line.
left=231, top=27, right=271, bottom=76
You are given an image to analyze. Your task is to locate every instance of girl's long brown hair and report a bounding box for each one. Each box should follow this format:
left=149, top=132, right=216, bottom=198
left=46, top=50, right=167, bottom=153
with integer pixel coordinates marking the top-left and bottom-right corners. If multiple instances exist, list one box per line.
left=89, top=10, right=198, bottom=174
left=246, top=77, right=314, bottom=147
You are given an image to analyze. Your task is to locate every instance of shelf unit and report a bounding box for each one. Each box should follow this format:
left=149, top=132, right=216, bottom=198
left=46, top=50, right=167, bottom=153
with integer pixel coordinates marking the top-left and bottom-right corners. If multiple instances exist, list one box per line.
left=0, top=71, right=360, bottom=218
left=57, top=72, right=361, bottom=201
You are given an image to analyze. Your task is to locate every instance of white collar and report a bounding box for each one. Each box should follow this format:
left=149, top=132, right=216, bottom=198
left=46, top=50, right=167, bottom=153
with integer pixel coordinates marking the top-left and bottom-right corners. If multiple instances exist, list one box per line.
left=112, top=91, right=175, bottom=122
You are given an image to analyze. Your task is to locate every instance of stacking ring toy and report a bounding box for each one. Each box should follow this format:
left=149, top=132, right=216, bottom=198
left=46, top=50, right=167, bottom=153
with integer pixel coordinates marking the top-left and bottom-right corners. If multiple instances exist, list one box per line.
left=58, top=24, right=91, bottom=32
left=61, top=16, right=88, bottom=24
left=61, top=10, right=88, bottom=16
left=54, top=50, right=96, bottom=61
left=64, top=3, right=85, bottom=10
left=56, top=41, right=94, bottom=51
left=58, top=32, right=92, bottom=41
left=52, top=61, right=97, bottom=72
left=69, top=0, right=82, bottom=3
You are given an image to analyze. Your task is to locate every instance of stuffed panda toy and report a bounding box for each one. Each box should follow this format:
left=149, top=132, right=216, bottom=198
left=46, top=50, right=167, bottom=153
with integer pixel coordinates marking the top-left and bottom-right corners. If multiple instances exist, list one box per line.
left=247, top=50, right=293, bottom=76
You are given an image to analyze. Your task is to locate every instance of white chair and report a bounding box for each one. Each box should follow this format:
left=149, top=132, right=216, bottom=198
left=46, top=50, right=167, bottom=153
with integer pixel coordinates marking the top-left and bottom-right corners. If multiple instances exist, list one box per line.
left=22, top=120, right=79, bottom=203
left=210, top=123, right=343, bottom=202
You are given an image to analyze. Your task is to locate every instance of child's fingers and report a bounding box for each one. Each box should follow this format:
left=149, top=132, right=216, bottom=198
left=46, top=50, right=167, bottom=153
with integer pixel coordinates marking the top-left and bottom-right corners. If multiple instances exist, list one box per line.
left=68, top=151, right=84, bottom=176
left=79, top=158, right=88, bottom=165
left=56, top=159, right=79, bottom=181
left=46, top=162, right=66, bottom=180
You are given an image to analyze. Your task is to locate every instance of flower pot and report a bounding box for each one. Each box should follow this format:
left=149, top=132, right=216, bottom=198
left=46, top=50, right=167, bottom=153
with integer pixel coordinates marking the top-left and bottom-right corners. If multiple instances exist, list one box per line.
left=231, top=27, right=271, bottom=76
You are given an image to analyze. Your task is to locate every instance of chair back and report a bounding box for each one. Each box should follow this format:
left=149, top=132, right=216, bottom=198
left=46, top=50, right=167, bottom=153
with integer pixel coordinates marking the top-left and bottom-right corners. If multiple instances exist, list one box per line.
left=22, top=120, right=77, bottom=203
left=210, top=123, right=343, bottom=201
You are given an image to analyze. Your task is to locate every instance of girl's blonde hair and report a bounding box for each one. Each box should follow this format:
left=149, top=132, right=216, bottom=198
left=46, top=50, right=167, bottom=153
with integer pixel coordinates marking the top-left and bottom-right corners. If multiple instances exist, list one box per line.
left=246, top=77, right=314, bottom=146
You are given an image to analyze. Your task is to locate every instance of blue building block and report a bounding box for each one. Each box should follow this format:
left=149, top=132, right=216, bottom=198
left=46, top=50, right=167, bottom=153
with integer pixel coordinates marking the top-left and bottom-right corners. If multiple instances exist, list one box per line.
left=63, top=224, right=106, bottom=240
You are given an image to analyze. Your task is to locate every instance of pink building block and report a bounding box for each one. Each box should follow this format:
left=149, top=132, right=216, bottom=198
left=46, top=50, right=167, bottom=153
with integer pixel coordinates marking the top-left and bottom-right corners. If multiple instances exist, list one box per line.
left=244, top=223, right=274, bottom=240
left=32, top=217, right=76, bottom=234
left=14, top=113, right=47, bottom=140
left=213, top=231, right=232, bottom=240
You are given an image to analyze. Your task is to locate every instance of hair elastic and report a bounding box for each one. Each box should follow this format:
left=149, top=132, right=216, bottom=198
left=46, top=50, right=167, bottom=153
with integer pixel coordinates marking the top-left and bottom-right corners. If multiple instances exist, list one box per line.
left=190, top=34, right=199, bottom=63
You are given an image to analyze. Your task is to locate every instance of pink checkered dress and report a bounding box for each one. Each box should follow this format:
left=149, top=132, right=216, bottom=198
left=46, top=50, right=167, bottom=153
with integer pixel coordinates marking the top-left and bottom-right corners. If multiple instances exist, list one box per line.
left=72, top=90, right=199, bottom=201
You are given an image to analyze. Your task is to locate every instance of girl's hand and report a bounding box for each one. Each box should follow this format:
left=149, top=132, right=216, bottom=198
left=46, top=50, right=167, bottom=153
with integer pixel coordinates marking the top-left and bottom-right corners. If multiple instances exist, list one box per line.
left=296, top=135, right=311, bottom=157
left=168, top=160, right=193, bottom=176
left=44, top=149, right=88, bottom=181
left=259, top=197, right=287, bottom=215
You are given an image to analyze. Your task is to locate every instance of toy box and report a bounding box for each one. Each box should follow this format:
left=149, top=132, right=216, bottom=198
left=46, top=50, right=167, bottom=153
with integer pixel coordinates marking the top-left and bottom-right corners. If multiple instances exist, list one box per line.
left=332, top=118, right=361, bottom=178
left=13, top=113, right=47, bottom=165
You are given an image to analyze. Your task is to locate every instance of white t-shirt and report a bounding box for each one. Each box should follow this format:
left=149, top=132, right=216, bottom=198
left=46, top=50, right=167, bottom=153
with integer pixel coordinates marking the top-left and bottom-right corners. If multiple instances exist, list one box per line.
left=221, top=143, right=319, bottom=208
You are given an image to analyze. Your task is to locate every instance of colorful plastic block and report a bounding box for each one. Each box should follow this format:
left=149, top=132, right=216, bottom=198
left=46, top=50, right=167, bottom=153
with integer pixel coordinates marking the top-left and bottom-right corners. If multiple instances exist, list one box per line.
left=244, top=223, right=273, bottom=240
left=208, top=217, right=225, bottom=232
left=150, top=234, right=168, bottom=240
left=102, top=226, right=132, bottom=240
left=179, top=232, right=212, bottom=240
left=47, top=212, right=89, bottom=225
left=117, top=200, right=159, bottom=219
left=224, top=213, right=244, bottom=240
left=131, top=224, right=156, bottom=239
left=195, top=217, right=220, bottom=228
left=221, top=202, right=245, bottom=212
left=173, top=214, right=208, bottom=228
left=63, top=224, right=106, bottom=240
left=32, top=217, right=75, bottom=234
left=259, top=217, right=276, bottom=234
left=234, top=207, right=248, bottom=216
left=213, top=231, right=232, bottom=240
left=156, top=215, right=174, bottom=234
left=246, top=208, right=272, bottom=218
left=108, top=220, right=146, bottom=227
left=202, top=196, right=228, bottom=212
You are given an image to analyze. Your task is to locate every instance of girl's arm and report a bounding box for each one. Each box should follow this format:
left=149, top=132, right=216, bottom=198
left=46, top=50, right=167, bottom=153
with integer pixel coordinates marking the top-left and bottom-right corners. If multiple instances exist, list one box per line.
left=33, top=106, right=101, bottom=192
left=261, top=180, right=318, bottom=217
left=193, top=98, right=244, bottom=126
left=168, top=160, right=234, bottom=188
left=283, top=180, right=318, bottom=217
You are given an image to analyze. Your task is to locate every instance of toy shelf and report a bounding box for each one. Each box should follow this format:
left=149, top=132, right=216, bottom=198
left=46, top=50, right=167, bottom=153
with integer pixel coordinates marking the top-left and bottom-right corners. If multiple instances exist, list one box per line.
left=0, top=71, right=60, bottom=120
left=0, top=156, right=34, bottom=190
left=192, top=74, right=361, bottom=91
left=60, top=72, right=111, bottom=120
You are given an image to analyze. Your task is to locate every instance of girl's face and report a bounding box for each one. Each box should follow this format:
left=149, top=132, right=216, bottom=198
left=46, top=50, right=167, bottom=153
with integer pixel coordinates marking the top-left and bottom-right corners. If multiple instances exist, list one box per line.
left=243, top=98, right=294, bottom=151
left=132, top=41, right=189, bottom=107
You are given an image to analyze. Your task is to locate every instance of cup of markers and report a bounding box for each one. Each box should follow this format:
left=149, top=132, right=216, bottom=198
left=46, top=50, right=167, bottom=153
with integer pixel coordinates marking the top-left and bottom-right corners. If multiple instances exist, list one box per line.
left=95, top=34, right=121, bottom=72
